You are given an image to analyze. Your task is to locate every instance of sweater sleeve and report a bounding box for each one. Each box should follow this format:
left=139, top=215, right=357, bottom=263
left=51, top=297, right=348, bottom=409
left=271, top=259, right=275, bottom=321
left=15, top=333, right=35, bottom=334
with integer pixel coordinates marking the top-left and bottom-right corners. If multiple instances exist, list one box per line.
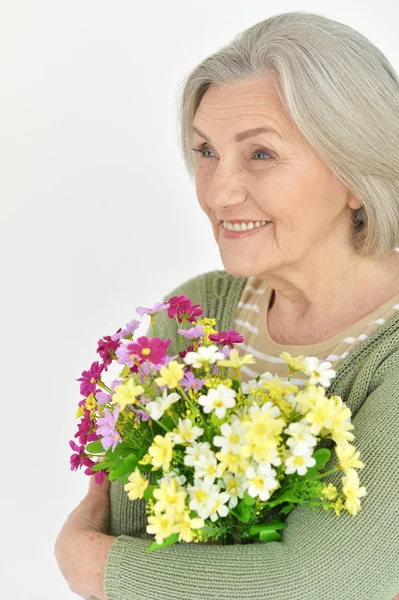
left=102, top=367, right=399, bottom=599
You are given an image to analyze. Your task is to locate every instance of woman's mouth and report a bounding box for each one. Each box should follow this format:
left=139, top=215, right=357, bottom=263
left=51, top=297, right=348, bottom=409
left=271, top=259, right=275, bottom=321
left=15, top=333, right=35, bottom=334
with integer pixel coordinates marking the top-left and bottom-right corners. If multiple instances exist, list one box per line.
left=220, top=220, right=272, bottom=239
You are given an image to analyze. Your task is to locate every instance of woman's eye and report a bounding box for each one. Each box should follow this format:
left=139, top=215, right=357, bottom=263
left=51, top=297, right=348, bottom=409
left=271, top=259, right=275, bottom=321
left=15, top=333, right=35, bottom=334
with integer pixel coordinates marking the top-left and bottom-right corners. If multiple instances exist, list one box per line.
left=191, top=145, right=272, bottom=161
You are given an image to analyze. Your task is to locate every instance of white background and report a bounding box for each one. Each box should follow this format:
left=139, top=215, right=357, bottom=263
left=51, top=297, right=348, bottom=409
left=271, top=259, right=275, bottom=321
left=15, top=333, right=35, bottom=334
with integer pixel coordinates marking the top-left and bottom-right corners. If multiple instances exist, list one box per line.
left=1, top=1, right=398, bottom=598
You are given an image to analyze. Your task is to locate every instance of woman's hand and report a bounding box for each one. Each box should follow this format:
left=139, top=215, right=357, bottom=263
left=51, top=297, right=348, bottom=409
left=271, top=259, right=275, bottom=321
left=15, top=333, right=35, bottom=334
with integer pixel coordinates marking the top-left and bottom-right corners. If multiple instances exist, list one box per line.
left=54, top=475, right=117, bottom=600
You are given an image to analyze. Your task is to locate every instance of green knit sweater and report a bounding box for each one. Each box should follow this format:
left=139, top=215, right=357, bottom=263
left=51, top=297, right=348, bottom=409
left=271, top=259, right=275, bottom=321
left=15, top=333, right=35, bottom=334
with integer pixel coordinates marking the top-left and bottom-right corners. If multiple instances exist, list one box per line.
left=100, top=270, right=399, bottom=600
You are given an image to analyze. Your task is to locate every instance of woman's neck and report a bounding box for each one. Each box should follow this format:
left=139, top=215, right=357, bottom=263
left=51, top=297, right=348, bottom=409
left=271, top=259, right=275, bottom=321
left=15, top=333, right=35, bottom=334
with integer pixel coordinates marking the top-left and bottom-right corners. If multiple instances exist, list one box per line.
left=265, top=251, right=399, bottom=346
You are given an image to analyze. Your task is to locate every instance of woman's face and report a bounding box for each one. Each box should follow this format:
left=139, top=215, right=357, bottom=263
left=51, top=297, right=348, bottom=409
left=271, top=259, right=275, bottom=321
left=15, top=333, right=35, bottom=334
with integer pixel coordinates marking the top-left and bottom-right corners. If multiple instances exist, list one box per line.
left=192, top=74, right=362, bottom=278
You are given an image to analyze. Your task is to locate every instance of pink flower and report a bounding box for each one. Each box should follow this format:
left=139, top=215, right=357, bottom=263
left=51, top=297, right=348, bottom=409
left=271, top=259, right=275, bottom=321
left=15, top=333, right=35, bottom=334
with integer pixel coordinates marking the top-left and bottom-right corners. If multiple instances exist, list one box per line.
left=166, top=295, right=203, bottom=324
left=124, top=336, right=171, bottom=366
left=76, top=361, right=104, bottom=396
left=209, top=330, right=244, bottom=347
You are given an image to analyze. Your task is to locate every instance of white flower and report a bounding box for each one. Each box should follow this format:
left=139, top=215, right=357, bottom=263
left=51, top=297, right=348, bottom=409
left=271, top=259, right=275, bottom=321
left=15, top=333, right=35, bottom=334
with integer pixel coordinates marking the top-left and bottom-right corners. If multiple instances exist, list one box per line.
left=302, top=357, right=336, bottom=387
left=184, top=441, right=212, bottom=467
left=198, top=384, right=236, bottom=419
left=244, top=463, right=279, bottom=501
left=205, top=485, right=231, bottom=522
left=194, top=452, right=224, bottom=486
left=183, top=344, right=225, bottom=369
left=283, top=393, right=298, bottom=410
left=284, top=442, right=317, bottom=476
left=169, top=418, right=204, bottom=445
left=145, top=388, right=180, bottom=420
left=213, top=417, right=247, bottom=454
left=217, top=472, right=246, bottom=509
left=257, top=448, right=282, bottom=468
left=157, top=469, right=187, bottom=487
left=284, top=420, right=318, bottom=449
left=241, top=377, right=264, bottom=395
left=187, top=477, right=215, bottom=519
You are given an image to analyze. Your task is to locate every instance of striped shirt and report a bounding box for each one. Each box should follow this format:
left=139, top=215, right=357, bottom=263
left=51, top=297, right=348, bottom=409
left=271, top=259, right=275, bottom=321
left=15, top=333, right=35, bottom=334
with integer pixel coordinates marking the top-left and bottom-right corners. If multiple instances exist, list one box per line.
left=235, top=275, right=399, bottom=387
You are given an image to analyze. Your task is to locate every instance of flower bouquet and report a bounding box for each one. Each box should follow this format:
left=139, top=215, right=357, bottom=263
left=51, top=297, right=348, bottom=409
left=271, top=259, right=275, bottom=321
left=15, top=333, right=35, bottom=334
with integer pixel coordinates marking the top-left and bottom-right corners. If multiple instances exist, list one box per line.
left=69, top=294, right=366, bottom=551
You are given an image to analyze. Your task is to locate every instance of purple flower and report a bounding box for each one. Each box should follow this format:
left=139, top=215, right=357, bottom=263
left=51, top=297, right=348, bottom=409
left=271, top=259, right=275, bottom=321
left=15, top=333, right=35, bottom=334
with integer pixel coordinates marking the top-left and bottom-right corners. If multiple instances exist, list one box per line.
left=111, top=319, right=141, bottom=342
left=135, top=301, right=170, bottom=317
left=95, top=391, right=111, bottom=405
left=96, top=404, right=121, bottom=451
left=177, top=324, right=205, bottom=340
left=180, top=370, right=207, bottom=392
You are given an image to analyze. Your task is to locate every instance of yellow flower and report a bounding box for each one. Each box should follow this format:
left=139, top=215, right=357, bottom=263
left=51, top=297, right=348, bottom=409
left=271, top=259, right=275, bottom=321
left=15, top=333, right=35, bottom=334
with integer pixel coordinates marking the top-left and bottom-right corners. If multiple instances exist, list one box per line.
left=138, top=453, right=152, bottom=465
left=260, top=378, right=298, bottom=401
left=148, top=434, right=175, bottom=471
left=85, top=393, right=97, bottom=411
left=146, top=512, right=176, bottom=545
left=279, top=352, right=307, bottom=373
left=171, top=510, right=205, bottom=543
left=217, top=349, right=256, bottom=369
left=331, top=496, right=346, bottom=516
left=335, top=444, right=365, bottom=472
left=124, top=467, right=149, bottom=501
left=342, top=469, right=367, bottom=516
left=196, top=318, right=218, bottom=344
left=153, top=479, right=187, bottom=517
left=215, top=449, right=249, bottom=474
left=320, top=483, right=338, bottom=500
left=329, top=402, right=355, bottom=446
left=296, top=385, right=336, bottom=435
left=154, top=360, right=185, bottom=389
left=75, top=406, right=85, bottom=419
left=112, top=378, right=144, bottom=411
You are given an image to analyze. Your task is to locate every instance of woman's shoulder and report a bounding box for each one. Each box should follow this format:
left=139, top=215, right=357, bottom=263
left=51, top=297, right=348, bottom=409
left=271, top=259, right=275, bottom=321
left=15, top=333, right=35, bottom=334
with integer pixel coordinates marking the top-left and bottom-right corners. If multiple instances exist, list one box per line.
left=161, top=269, right=248, bottom=312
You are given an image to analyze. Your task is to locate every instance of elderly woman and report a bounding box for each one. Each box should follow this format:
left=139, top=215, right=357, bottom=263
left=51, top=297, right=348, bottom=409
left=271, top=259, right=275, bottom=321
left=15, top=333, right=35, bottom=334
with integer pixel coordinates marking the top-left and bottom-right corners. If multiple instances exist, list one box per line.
left=55, top=11, right=399, bottom=600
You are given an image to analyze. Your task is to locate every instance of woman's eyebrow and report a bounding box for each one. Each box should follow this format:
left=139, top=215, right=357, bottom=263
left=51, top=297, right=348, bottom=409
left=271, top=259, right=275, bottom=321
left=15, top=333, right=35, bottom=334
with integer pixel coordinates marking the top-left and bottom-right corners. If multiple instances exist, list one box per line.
left=192, top=125, right=282, bottom=143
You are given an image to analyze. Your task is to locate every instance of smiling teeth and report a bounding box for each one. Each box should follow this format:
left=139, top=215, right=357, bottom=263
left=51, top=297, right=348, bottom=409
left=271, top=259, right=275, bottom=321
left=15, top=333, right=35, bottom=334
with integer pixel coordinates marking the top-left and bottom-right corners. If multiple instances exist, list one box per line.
left=222, top=220, right=270, bottom=231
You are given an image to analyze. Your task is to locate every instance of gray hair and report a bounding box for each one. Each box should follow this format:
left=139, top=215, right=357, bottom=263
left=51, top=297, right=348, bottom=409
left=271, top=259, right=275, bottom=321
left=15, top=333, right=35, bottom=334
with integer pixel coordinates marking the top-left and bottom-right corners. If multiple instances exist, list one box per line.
left=176, top=11, right=399, bottom=258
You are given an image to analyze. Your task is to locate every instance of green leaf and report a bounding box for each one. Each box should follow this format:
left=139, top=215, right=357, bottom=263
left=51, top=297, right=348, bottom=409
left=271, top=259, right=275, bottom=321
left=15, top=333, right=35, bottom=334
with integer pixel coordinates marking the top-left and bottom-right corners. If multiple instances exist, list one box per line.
left=259, top=530, right=281, bottom=542
left=268, top=489, right=303, bottom=507
left=248, top=520, right=285, bottom=536
left=120, top=473, right=130, bottom=485
left=90, top=461, right=116, bottom=472
left=145, top=533, right=180, bottom=552
left=231, top=499, right=254, bottom=523
left=106, top=442, right=135, bottom=460
left=280, top=503, right=296, bottom=515
left=243, top=491, right=256, bottom=506
left=143, top=486, right=155, bottom=501
left=313, top=448, right=331, bottom=470
left=157, top=416, right=175, bottom=431
left=85, top=441, right=105, bottom=454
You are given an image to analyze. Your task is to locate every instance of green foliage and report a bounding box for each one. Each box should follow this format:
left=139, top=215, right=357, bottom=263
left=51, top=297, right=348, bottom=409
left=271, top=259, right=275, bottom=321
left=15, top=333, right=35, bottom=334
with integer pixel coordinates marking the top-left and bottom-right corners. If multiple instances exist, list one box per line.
left=107, top=452, right=138, bottom=483
left=231, top=498, right=254, bottom=523
left=248, top=519, right=285, bottom=542
left=146, top=533, right=180, bottom=552
left=85, top=440, right=105, bottom=454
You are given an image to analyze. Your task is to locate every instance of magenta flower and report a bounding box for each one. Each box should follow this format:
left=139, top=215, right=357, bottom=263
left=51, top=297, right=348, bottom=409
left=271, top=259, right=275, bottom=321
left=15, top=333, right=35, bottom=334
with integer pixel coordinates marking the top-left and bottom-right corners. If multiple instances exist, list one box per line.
left=69, top=440, right=86, bottom=471
left=166, top=295, right=203, bottom=324
left=124, top=336, right=171, bottom=366
left=96, top=336, right=121, bottom=370
left=96, top=404, right=121, bottom=452
left=82, top=457, right=108, bottom=484
left=208, top=330, right=244, bottom=347
left=74, top=410, right=101, bottom=445
left=135, top=301, right=170, bottom=317
left=179, top=344, right=194, bottom=359
left=76, top=361, right=104, bottom=397
left=177, top=324, right=205, bottom=340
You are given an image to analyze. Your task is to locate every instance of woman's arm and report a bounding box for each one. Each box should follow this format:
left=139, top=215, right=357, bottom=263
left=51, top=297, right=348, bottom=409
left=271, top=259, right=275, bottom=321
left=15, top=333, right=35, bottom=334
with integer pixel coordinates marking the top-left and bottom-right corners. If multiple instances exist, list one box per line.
left=101, top=370, right=399, bottom=600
